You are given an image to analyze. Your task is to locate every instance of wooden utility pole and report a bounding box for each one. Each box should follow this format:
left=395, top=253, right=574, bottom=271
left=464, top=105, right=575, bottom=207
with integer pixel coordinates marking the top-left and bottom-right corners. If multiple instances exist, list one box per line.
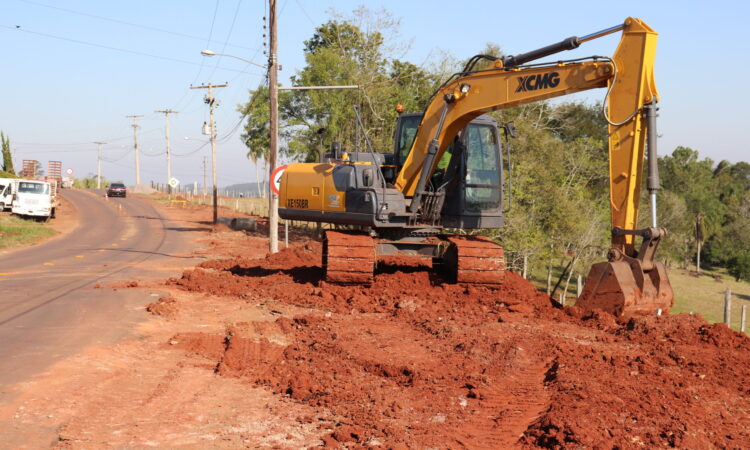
left=155, top=109, right=178, bottom=194
left=94, top=141, right=106, bottom=189
left=268, top=0, right=279, bottom=253
left=190, top=83, right=227, bottom=225
left=126, top=115, right=143, bottom=185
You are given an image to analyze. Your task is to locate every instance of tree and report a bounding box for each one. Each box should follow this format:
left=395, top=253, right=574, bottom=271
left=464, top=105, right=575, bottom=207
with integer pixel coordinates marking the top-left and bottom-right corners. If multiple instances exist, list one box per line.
left=239, top=85, right=271, bottom=197
left=728, top=254, right=750, bottom=281
left=285, top=7, right=438, bottom=160
left=1, top=132, right=14, bottom=175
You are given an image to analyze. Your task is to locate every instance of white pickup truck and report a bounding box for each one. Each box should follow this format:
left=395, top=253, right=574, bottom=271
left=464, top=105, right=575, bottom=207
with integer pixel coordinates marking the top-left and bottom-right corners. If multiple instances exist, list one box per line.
left=0, top=178, right=18, bottom=211
left=11, top=180, right=55, bottom=220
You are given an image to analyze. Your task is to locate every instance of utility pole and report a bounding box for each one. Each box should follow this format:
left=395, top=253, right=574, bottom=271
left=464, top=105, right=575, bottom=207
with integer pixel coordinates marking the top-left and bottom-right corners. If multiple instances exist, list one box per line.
left=94, top=141, right=106, bottom=189
left=202, top=156, right=208, bottom=196
left=126, top=115, right=143, bottom=185
left=268, top=0, right=279, bottom=253
left=190, top=83, right=227, bottom=225
left=155, top=109, right=178, bottom=194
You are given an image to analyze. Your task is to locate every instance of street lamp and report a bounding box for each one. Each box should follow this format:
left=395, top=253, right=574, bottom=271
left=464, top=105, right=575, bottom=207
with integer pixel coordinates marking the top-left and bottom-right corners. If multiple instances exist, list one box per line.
left=200, top=49, right=267, bottom=69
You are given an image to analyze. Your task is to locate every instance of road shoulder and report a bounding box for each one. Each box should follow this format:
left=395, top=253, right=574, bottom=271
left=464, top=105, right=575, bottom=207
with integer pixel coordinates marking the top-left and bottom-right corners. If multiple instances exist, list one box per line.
left=0, top=190, right=79, bottom=255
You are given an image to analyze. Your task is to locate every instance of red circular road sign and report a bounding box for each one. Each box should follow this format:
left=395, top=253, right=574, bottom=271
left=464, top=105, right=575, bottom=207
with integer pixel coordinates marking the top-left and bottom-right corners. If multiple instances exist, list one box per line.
left=270, top=164, right=288, bottom=195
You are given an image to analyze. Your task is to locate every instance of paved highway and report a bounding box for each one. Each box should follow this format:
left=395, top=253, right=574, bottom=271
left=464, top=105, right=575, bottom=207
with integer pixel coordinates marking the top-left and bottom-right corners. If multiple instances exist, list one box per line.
left=0, top=190, right=198, bottom=389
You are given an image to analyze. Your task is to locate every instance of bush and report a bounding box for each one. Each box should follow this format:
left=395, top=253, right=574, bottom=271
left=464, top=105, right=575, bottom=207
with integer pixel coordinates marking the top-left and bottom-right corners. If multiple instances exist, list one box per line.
left=727, top=253, right=750, bottom=281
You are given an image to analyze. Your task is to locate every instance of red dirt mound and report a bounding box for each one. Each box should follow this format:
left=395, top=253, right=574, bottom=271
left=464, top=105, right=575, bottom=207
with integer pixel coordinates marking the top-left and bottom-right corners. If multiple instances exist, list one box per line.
left=146, top=296, right=178, bottom=319
left=167, top=243, right=750, bottom=448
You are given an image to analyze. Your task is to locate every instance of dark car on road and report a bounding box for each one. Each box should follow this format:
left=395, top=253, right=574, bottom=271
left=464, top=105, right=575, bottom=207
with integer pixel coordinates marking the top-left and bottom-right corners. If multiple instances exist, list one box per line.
left=107, top=183, right=127, bottom=198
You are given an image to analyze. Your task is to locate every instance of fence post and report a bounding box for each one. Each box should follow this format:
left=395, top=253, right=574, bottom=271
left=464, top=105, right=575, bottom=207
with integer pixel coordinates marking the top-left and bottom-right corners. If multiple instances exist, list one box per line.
left=724, top=289, right=732, bottom=326
left=284, top=220, right=289, bottom=248
left=741, top=304, right=747, bottom=334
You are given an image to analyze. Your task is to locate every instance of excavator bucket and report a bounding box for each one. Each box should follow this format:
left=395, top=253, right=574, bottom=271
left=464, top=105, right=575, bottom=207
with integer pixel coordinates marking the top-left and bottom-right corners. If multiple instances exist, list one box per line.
left=576, top=227, right=674, bottom=317
left=576, top=259, right=673, bottom=317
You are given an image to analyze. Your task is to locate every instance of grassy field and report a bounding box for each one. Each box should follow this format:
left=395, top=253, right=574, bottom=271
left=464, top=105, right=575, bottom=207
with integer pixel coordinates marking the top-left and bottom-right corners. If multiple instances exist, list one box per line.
left=0, top=213, right=57, bottom=250
left=527, top=263, right=750, bottom=332
left=670, top=267, right=750, bottom=331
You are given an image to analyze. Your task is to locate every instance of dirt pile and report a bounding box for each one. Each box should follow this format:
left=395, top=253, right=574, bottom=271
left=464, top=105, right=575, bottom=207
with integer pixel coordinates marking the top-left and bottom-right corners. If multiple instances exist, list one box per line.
left=167, top=244, right=750, bottom=448
left=146, top=296, right=178, bottom=319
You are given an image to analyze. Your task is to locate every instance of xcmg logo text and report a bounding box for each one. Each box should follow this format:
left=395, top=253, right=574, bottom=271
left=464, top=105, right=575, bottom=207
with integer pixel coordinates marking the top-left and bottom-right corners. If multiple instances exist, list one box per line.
left=515, top=72, right=560, bottom=92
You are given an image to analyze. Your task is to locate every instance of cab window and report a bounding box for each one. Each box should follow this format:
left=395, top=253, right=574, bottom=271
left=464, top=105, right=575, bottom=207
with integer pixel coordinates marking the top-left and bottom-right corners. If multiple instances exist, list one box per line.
left=464, top=125, right=501, bottom=211
left=396, top=115, right=421, bottom=165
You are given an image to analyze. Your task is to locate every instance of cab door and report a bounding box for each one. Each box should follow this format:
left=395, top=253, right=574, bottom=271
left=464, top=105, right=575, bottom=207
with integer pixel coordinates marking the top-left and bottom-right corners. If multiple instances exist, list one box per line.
left=441, top=119, right=504, bottom=228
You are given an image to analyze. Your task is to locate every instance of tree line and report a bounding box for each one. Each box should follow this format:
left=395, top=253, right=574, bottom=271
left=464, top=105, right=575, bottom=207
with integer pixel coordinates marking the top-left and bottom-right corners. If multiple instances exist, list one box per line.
left=239, top=8, right=750, bottom=282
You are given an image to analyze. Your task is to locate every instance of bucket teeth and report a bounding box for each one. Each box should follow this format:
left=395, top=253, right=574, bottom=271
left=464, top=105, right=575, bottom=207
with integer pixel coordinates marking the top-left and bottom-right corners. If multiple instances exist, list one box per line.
left=447, top=235, right=505, bottom=285
left=323, top=231, right=375, bottom=285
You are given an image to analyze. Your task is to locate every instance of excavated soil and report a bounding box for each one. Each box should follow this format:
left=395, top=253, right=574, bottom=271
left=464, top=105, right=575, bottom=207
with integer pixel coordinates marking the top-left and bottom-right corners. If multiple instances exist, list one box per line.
left=163, top=242, right=750, bottom=448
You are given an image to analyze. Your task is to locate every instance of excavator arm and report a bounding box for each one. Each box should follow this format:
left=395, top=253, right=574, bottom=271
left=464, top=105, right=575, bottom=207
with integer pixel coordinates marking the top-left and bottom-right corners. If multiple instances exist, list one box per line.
left=394, top=17, right=671, bottom=315
left=396, top=17, right=658, bottom=255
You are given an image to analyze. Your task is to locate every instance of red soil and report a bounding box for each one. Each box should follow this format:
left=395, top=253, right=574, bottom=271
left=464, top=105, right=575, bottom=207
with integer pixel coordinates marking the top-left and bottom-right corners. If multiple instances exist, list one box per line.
left=166, top=242, right=750, bottom=448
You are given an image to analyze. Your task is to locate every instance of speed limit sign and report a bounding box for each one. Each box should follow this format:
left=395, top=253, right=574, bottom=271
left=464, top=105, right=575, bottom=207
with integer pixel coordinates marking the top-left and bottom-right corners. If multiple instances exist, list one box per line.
left=270, top=165, right=288, bottom=195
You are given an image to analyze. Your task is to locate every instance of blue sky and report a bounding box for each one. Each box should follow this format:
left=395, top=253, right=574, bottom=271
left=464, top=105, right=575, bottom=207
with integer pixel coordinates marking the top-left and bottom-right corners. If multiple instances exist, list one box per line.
left=1, top=0, right=747, bottom=187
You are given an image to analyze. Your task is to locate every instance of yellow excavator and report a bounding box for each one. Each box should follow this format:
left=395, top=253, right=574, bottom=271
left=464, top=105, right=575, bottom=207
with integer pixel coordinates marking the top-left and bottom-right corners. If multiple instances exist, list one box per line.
left=279, top=17, right=673, bottom=316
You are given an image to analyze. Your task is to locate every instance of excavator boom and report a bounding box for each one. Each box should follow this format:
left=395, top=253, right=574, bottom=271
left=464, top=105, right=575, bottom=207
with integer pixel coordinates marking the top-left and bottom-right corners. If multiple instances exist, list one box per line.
left=390, top=17, right=671, bottom=316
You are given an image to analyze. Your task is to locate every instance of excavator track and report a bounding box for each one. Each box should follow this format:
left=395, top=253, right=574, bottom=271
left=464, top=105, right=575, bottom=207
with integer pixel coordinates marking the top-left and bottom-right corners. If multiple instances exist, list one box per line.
left=447, top=235, right=505, bottom=284
left=323, top=231, right=375, bottom=285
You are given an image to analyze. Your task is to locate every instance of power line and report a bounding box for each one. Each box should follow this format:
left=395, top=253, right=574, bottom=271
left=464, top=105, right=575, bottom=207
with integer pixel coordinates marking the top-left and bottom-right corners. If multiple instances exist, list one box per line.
left=0, top=24, right=264, bottom=76
left=13, top=128, right=163, bottom=148
left=15, top=0, right=260, bottom=52
left=102, top=148, right=133, bottom=163
left=169, top=0, right=233, bottom=113
left=206, top=0, right=244, bottom=80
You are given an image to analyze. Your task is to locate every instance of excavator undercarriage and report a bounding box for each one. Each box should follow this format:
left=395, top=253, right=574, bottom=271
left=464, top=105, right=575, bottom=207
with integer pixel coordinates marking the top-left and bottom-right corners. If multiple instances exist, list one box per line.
left=322, top=230, right=505, bottom=286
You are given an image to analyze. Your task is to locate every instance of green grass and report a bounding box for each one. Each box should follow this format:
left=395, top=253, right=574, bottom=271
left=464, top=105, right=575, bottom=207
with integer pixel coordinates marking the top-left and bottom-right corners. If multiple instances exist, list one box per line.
left=527, top=263, right=750, bottom=331
left=670, top=267, right=750, bottom=330
left=0, top=214, right=56, bottom=249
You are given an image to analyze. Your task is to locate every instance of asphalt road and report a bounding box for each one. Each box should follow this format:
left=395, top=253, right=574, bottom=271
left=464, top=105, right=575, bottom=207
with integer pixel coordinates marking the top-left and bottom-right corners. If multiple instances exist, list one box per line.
left=0, top=190, right=198, bottom=390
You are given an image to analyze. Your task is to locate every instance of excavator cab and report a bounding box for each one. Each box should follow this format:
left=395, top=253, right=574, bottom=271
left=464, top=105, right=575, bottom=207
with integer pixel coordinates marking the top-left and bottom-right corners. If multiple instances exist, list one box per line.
left=391, top=113, right=505, bottom=229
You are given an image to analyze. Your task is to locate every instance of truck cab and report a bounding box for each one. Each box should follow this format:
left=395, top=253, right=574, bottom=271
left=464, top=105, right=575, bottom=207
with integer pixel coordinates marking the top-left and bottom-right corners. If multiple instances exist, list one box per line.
left=12, top=180, right=55, bottom=220
left=0, top=178, right=18, bottom=211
